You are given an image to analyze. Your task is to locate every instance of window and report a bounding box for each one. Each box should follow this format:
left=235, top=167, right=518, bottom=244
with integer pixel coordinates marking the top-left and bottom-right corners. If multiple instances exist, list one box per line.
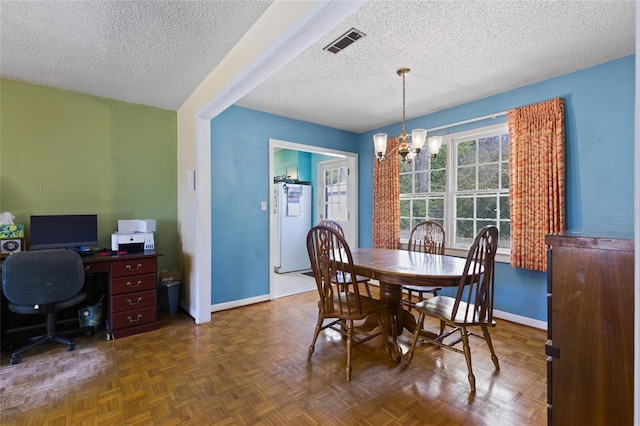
left=324, top=166, right=348, bottom=221
left=399, top=123, right=510, bottom=253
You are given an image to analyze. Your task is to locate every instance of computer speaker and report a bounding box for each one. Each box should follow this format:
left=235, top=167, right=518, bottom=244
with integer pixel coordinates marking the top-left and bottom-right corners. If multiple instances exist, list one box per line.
left=1, top=238, right=23, bottom=255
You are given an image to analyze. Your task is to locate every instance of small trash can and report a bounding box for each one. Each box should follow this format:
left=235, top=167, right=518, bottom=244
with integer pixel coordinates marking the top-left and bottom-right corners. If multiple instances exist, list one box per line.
left=78, top=301, right=103, bottom=329
left=158, top=280, right=181, bottom=315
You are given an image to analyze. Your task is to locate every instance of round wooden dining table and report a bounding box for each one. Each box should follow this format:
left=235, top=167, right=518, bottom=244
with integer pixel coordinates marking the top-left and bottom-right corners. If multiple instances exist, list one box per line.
left=348, top=247, right=470, bottom=363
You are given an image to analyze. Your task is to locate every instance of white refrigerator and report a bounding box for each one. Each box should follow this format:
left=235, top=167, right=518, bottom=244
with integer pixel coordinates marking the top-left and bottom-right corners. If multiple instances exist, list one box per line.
left=273, top=182, right=311, bottom=273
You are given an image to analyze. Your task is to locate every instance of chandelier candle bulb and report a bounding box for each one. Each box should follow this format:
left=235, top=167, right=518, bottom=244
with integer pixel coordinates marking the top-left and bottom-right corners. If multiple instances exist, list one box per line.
left=427, top=136, right=443, bottom=158
left=373, top=133, right=388, bottom=161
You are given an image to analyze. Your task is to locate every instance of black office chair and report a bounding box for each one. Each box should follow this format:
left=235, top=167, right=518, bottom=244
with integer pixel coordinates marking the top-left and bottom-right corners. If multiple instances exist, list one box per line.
left=1, top=249, right=94, bottom=364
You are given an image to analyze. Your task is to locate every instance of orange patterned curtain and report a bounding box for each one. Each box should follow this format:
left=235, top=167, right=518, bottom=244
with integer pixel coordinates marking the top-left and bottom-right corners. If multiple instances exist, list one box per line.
left=508, top=98, right=565, bottom=272
left=372, top=138, right=400, bottom=249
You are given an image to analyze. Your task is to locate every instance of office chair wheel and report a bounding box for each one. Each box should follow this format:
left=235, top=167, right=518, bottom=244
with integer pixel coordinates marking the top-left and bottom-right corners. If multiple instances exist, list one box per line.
left=10, top=355, right=21, bottom=365
left=66, top=342, right=75, bottom=352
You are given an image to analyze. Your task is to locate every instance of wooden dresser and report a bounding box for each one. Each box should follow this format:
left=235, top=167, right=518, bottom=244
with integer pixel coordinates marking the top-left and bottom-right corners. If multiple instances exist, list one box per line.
left=545, top=227, right=634, bottom=425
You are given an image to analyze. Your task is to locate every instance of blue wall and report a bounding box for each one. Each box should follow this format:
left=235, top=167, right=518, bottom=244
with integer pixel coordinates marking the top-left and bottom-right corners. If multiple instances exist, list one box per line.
left=211, top=56, right=635, bottom=321
left=210, top=106, right=357, bottom=304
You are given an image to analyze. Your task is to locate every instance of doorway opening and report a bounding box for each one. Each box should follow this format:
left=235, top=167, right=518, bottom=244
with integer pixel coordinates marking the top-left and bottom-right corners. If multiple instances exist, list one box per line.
left=269, top=138, right=358, bottom=299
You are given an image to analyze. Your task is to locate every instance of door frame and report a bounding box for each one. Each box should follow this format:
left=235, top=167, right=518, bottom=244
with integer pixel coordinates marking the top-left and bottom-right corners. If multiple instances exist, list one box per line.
left=268, top=138, right=358, bottom=300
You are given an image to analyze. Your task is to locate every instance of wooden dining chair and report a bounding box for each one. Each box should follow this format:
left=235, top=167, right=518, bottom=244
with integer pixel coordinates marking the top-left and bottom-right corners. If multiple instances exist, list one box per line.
left=402, top=220, right=445, bottom=310
left=306, top=225, right=390, bottom=381
left=405, top=225, right=500, bottom=393
left=318, top=220, right=372, bottom=297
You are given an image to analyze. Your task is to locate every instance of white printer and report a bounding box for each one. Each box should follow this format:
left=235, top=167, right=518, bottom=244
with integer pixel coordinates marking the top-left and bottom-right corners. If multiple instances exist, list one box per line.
left=111, top=219, right=156, bottom=252
left=111, top=232, right=154, bottom=252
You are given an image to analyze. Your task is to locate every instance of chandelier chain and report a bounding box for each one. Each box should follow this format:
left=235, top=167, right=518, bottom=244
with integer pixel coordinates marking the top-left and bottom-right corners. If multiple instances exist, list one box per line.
left=401, top=71, right=406, bottom=138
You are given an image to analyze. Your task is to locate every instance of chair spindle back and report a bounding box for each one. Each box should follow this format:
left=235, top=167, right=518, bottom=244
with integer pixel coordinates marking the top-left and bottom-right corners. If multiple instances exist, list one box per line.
left=452, top=225, right=498, bottom=324
left=306, top=225, right=364, bottom=316
left=407, top=221, right=446, bottom=255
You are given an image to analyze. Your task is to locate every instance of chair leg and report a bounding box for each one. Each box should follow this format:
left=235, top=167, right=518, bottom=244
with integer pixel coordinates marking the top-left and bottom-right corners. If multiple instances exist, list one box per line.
left=405, top=313, right=426, bottom=366
left=345, top=320, right=353, bottom=381
left=481, top=325, right=500, bottom=370
left=376, top=312, right=392, bottom=359
left=406, top=289, right=414, bottom=311
left=460, top=326, right=476, bottom=393
left=10, top=334, right=52, bottom=364
left=308, top=316, right=323, bottom=360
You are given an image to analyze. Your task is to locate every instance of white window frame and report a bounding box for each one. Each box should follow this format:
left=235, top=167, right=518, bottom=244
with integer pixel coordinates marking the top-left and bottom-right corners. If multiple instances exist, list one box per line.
left=400, top=123, right=511, bottom=263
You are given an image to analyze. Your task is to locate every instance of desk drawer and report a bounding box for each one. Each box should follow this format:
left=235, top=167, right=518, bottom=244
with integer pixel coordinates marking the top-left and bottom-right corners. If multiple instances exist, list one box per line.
left=111, top=289, right=156, bottom=313
left=111, top=273, right=156, bottom=295
left=110, top=306, right=157, bottom=330
left=84, top=262, right=108, bottom=274
left=110, top=258, right=156, bottom=278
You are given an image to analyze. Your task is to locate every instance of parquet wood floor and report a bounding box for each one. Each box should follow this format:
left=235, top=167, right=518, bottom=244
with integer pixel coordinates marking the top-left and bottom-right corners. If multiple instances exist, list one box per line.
left=0, top=289, right=547, bottom=425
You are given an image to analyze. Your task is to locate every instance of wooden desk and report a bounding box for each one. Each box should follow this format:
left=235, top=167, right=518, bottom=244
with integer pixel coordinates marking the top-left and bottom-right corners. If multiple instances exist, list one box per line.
left=84, top=251, right=162, bottom=339
left=1, top=251, right=162, bottom=347
left=348, top=248, right=469, bottom=362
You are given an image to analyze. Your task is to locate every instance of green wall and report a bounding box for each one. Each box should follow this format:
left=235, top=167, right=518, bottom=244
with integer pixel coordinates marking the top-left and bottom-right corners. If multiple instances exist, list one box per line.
left=0, top=79, right=178, bottom=271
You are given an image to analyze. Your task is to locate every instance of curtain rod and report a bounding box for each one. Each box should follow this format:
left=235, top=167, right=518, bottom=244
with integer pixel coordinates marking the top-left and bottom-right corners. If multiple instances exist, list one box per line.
left=426, top=110, right=508, bottom=133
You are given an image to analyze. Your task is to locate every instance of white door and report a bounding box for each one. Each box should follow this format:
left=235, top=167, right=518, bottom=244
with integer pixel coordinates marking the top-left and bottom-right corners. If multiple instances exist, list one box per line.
left=318, top=158, right=357, bottom=246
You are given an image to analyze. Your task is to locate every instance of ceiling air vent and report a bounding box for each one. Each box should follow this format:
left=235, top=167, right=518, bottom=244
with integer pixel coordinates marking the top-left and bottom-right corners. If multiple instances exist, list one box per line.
left=323, top=28, right=366, bottom=54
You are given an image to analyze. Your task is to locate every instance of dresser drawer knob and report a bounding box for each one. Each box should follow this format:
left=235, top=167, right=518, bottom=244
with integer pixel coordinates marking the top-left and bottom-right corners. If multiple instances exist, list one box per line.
left=126, top=263, right=143, bottom=271
left=126, top=280, right=142, bottom=288
left=127, top=314, right=143, bottom=323
left=126, top=297, right=143, bottom=306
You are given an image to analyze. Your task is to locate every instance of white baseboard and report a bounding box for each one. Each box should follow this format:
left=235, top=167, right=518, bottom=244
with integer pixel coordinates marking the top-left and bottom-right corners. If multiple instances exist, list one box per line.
left=210, top=294, right=271, bottom=313
left=493, top=309, right=547, bottom=330
left=191, top=288, right=547, bottom=331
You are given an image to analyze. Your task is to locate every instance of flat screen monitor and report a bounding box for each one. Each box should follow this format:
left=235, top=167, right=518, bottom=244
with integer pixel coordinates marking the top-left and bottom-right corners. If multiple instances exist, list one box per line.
left=29, top=214, right=98, bottom=250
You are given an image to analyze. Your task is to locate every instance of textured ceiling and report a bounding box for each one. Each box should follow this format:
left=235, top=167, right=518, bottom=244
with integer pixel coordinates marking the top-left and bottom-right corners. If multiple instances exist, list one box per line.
left=236, top=0, right=636, bottom=133
left=0, top=1, right=635, bottom=134
left=0, top=0, right=272, bottom=111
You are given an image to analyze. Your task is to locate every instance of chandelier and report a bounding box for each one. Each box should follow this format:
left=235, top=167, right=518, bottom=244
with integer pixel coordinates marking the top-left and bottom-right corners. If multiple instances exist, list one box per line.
left=373, top=68, right=442, bottom=163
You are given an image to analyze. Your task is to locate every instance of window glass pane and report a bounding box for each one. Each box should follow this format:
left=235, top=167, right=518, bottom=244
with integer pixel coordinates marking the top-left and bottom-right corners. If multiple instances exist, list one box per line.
left=499, top=221, right=511, bottom=249
left=400, top=218, right=411, bottom=239
left=501, top=133, right=510, bottom=161
left=324, top=170, right=330, bottom=185
left=415, top=171, right=429, bottom=193
left=412, top=199, right=426, bottom=218
left=501, top=162, right=510, bottom=189
left=478, top=163, right=499, bottom=189
left=456, top=219, right=475, bottom=245
left=339, top=167, right=347, bottom=184
left=457, top=140, right=476, bottom=166
left=338, top=184, right=347, bottom=203
left=430, top=169, right=445, bottom=192
left=457, top=166, right=476, bottom=191
left=400, top=199, right=410, bottom=216
left=478, top=220, right=495, bottom=230
left=456, top=196, right=474, bottom=218
left=478, top=136, right=500, bottom=163
left=500, top=196, right=510, bottom=219
left=414, top=151, right=428, bottom=172
left=337, top=203, right=347, bottom=221
left=428, top=198, right=444, bottom=219
left=399, top=158, right=412, bottom=173
left=431, top=145, right=447, bottom=169
left=331, top=169, right=339, bottom=185
left=476, top=196, right=497, bottom=219
left=399, top=174, right=412, bottom=194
